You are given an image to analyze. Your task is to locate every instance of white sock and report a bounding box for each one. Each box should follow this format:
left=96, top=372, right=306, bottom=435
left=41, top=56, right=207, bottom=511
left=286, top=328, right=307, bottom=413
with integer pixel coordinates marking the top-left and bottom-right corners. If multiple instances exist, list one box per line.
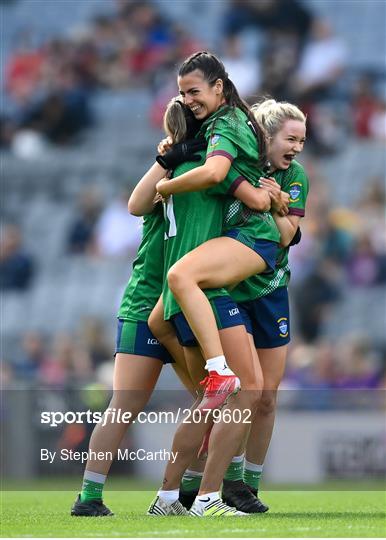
left=196, top=491, right=220, bottom=505
left=231, top=454, right=245, bottom=464
left=83, top=470, right=106, bottom=484
left=157, top=489, right=179, bottom=504
left=244, top=460, right=263, bottom=472
left=205, top=356, right=235, bottom=376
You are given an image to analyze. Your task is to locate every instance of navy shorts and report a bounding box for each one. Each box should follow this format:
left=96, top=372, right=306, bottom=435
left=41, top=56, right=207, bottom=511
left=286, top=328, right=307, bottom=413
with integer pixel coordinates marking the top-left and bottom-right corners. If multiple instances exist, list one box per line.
left=171, top=295, right=245, bottom=347
left=238, top=287, right=290, bottom=349
left=223, top=230, right=278, bottom=272
left=115, top=318, right=173, bottom=364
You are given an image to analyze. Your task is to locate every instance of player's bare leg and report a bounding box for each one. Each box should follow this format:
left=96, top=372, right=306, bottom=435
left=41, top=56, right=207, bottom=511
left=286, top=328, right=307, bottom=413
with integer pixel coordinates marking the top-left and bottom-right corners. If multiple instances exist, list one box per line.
left=198, top=328, right=262, bottom=494
left=167, top=237, right=267, bottom=360
left=72, top=353, right=163, bottom=516
left=149, top=297, right=197, bottom=395
left=244, top=345, right=287, bottom=498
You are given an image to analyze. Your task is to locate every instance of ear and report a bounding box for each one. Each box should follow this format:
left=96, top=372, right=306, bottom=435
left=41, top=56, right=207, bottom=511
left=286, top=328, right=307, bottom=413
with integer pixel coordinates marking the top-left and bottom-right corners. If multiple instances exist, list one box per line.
left=215, top=78, right=223, bottom=94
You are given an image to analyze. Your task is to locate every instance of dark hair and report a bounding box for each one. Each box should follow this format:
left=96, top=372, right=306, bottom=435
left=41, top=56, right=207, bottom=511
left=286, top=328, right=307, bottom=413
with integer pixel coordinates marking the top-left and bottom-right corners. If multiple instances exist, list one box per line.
left=178, top=51, right=266, bottom=162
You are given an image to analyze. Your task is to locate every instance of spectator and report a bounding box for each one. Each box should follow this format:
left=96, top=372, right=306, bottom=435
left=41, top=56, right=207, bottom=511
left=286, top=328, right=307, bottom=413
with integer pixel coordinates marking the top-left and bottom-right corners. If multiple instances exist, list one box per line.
left=12, top=332, right=48, bottom=381
left=294, top=259, right=341, bottom=343
left=221, top=34, right=261, bottom=98
left=94, top=192, right=142, bottom=258
left=352, top=74, right=381, bottom=138
left=66, top=188, right=102, bottom=255
left=293, top=18, right=347, bottom=102
left=40, top=333, right=92, bottom=387
left=78, top=317, right=112, bottom=369
left=346, top=234, right=382, bottom=287
left=223, top=0, right=312, bottom=43
left=0, top=224, right=35, bottom=290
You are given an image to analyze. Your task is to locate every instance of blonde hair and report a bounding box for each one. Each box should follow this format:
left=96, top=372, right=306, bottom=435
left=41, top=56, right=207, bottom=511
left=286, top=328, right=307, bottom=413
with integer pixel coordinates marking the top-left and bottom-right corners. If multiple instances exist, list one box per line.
left=251, top=98, right=306, bottom=139
left=163, top=97, right=188, bottom=144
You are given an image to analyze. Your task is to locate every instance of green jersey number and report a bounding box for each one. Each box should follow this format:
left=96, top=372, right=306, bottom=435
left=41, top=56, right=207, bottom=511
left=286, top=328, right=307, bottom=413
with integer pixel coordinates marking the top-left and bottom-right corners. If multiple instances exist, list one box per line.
left=163, top=196, right=177, bottom=240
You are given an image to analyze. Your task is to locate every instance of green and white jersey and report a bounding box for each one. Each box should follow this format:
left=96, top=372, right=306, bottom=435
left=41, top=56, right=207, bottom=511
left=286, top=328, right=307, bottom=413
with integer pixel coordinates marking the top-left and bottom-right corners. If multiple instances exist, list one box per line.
left=162, top=152, right=242, bottom=320
left=230, top=160, right=309, bottom=302
left=202, top=106, right=280, bottom=244
left=118, top=205, right=164, bottom=322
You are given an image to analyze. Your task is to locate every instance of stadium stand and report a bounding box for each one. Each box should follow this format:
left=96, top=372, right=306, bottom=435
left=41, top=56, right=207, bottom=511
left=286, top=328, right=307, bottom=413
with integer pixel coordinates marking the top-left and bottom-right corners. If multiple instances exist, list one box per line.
left=1, top=0, right=385, bottom=394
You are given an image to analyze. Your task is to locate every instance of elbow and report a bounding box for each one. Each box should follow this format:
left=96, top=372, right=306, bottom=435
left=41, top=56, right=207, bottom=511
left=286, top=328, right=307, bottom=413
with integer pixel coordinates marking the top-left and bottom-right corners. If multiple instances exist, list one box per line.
left=279, top=232, right=295, bottom=248
left=255, top=200, right=271, bottom=212
left=279, top=238, right=291, bottom=248
left=207, top=168, right=224, bottom=185
left=127, top=198, right=143, bottom=217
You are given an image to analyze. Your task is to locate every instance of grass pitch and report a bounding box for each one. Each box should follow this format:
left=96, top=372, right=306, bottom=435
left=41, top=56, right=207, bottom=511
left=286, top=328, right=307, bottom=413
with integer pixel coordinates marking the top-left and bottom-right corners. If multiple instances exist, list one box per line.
left=1, top=488, right=385, bottom=538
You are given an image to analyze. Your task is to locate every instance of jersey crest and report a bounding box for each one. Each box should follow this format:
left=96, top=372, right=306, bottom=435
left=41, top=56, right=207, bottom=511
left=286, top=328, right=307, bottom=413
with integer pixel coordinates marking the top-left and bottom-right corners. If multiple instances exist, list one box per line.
left=289, top=182, right=301, bottom=202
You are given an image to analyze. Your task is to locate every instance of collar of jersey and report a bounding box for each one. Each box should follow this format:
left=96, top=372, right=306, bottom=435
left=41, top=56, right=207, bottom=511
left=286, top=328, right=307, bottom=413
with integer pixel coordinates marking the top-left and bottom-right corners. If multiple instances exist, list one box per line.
left=198, top=104, right=232, bottom=135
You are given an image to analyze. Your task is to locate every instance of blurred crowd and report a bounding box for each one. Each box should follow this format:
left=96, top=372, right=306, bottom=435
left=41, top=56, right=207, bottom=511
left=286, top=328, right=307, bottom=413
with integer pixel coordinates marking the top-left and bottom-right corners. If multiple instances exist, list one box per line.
left=1, top=170, right=385, bottom=393
left=1, top=0, right=385, bottom=395
left=1, top=0, right=385, bottom=154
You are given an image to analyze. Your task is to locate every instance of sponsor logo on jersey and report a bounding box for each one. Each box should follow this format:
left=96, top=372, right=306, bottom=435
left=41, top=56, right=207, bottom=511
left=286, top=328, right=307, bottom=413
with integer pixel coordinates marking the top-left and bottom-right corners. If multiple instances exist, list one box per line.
left=289, top=182, right=301, bottom=202
left=277, top=317, right=288, bottom=337
left=229, top=307, right=240, bottom=316
left=147, top=338, right=160, bottom=345
left=210, top=134, right=220, bottom=147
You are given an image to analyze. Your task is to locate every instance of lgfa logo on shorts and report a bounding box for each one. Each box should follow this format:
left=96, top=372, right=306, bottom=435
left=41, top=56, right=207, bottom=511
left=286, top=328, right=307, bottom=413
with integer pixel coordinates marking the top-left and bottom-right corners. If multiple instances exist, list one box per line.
left=289, top=182, right=301, bottom=202
left=147, top=338, right=160, bottom=345
left=277, top=317, right=288, bottom=338
left=229, top=307, right=240, bottom=316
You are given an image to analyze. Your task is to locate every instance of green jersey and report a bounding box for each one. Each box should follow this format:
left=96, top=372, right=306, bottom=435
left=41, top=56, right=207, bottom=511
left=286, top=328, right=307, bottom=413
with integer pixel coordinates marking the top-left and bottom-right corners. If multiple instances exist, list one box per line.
left=202, top=106, right=280, bottom=245
left=118, top=205, right=164, bottom=321
left=230, top=160, right=309, bottom=302
left=162, top=152, right=242, bottom=320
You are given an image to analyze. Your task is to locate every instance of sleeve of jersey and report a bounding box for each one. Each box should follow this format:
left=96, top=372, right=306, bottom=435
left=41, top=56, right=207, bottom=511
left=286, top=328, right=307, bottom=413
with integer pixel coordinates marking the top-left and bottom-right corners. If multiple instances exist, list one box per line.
left=206, top=132, right=238, bottom=163
left=207, top=167, right=247, bottom=196
left=283, top=164, right=309, bottom=217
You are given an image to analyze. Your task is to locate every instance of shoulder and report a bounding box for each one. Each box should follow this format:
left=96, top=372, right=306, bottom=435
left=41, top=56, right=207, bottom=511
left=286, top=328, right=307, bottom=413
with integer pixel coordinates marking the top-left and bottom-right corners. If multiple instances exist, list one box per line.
left=285, top=160, right=309, bottom=185
left=207, top=108, right=251, bottom=143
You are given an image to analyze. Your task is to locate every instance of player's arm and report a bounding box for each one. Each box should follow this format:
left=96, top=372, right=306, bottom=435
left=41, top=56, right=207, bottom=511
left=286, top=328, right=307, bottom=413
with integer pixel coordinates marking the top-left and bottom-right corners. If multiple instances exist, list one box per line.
left=129, top=139, right=207, bottom=215
left=232, top=180, right=271, bottom=212
left=259, top=176, right=302, bottom=247
left=272, top=214, right=301, bottom=247
left=128, top=162, right=166, bottom=216
left=156, top=155, right=232, bottom=197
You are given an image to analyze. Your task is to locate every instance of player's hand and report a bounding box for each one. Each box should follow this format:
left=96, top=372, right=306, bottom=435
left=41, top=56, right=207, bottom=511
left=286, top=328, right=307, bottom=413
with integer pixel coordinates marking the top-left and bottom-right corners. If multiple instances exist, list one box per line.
left=156, top=138, right=206, bottom=170
left=153, top=192, right=163, bottom=205
left=156, top=178, right=170, bottom=199
left=259, top=177, right=281, bottom=198
left=274, top=191, right=290, bottom=216
left=260, top=177, right=289, bottom=215
left=157, top=136, right=173, bottom=155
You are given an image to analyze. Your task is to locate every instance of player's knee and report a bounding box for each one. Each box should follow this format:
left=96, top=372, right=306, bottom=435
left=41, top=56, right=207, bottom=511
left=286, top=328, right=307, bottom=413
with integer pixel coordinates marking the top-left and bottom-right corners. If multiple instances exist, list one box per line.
left=109, top=392, right=145, bottom=417
left=148, top=312, right=163, bottom=340
left=167, top=265, right=189, bottom=295
left=238, top=387, right=261, bottom=412
left=258, top=390, right=277, bottom=416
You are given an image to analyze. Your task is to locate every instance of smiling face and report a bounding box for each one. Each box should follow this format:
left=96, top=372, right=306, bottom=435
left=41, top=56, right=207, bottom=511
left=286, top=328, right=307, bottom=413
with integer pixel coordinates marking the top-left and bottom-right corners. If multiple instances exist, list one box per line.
left=177, top=69, right=225, bottom=120
left=267, top=119, right=306, bottom=170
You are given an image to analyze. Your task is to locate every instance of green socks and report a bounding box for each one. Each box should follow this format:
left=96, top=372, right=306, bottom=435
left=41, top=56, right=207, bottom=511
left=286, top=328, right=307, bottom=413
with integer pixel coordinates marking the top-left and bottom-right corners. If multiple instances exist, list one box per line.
left=181, top=469, right=203, bottom=492
left=243, top=460, right=263, bottom=491
left=224, top=455, right=244, bottom=482
left=80, top=470, right=106, bottom=502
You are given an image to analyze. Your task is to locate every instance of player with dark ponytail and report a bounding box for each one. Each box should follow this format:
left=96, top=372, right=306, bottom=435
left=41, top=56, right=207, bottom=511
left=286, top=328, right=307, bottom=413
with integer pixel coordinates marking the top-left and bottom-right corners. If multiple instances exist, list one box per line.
left=148, top=51, right=286, bottom=517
